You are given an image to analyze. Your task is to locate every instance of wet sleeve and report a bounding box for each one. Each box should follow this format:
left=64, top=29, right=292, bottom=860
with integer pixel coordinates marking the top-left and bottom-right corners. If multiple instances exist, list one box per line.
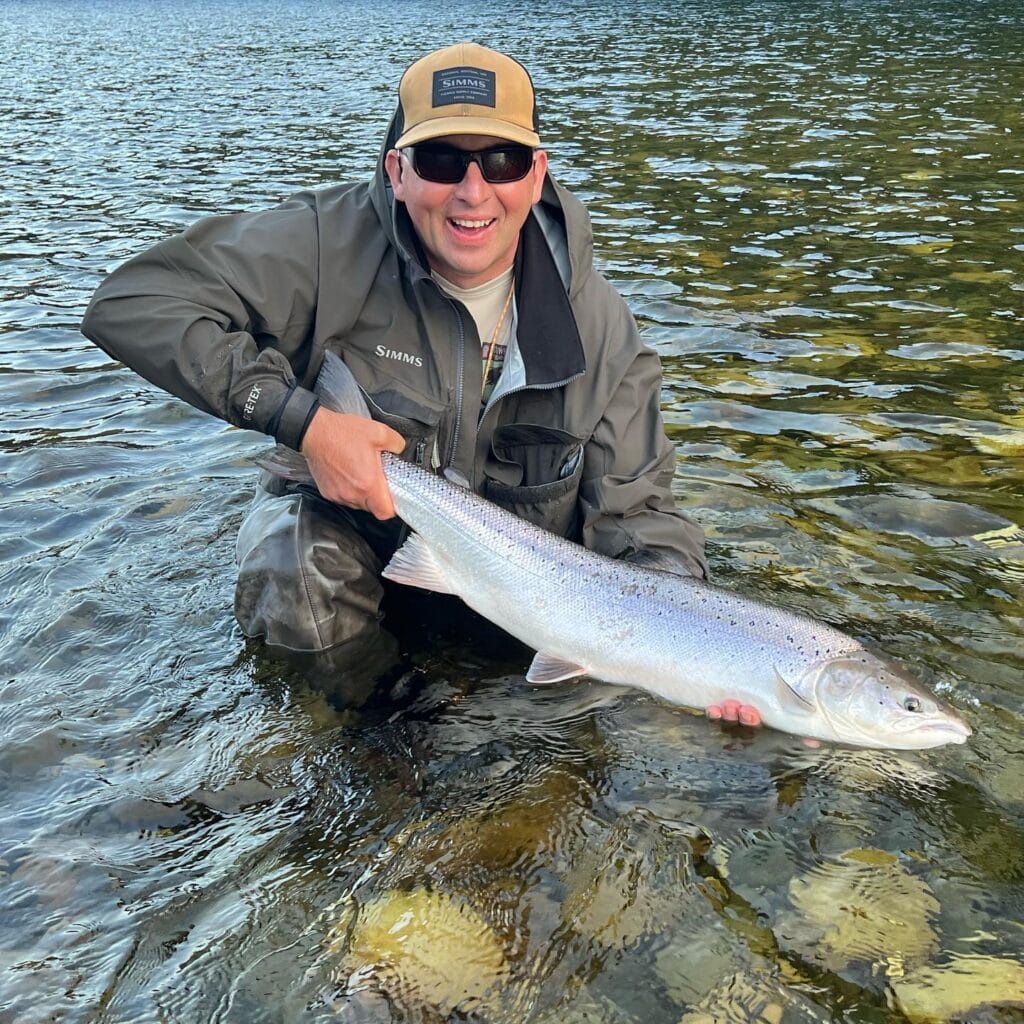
left=81, top=197, right=321, bottom=449
left=578, top=306, right=709, bottom=580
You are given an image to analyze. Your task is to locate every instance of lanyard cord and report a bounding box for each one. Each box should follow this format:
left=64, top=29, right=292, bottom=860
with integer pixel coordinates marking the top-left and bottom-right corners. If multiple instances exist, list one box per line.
left=481, top=277, right=515, bottom=397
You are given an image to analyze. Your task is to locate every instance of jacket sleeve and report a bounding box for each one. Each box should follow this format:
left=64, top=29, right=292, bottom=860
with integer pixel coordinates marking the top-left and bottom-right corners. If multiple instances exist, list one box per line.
left=577, top=292, right=709, bottom=580
left=80, top=196, right=322, bottom=449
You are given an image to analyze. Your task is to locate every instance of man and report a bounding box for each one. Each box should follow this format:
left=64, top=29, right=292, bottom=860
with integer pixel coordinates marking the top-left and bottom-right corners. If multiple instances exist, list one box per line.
left=83, top=44, right=760, bottom=719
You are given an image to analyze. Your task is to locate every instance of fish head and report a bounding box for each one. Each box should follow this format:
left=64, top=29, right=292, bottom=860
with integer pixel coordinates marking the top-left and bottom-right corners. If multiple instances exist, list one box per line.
left=783, top=651, right=972, bottom=749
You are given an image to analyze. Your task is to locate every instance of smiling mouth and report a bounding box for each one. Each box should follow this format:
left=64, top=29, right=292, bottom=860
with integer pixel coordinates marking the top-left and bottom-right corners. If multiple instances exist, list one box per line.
left=449, top=217, right=496, bottom=232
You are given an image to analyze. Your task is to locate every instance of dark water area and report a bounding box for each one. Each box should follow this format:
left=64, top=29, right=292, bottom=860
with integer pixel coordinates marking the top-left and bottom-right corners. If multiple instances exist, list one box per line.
left=2, top=1, right=1023, bottom=1021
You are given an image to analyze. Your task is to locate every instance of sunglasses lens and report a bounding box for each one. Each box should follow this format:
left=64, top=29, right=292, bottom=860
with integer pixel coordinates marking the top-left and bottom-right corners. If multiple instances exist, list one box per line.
left=480, top=147, right=534, bottom=182
left=411, top=146, right=466, bottom=183
left=410, top=145, right=534, bottom=184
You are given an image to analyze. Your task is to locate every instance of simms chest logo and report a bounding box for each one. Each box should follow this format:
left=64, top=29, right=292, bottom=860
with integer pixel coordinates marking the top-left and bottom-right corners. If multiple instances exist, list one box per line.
left=432, top=66, right=496, bottom=108
left=376, top=345, right=424, bottom=367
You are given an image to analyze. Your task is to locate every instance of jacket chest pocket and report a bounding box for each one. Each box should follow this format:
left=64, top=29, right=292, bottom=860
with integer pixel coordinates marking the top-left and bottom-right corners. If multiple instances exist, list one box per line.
left=364, top=387, right=447, bottom=470
left=483, top=424, right=584, bottom=539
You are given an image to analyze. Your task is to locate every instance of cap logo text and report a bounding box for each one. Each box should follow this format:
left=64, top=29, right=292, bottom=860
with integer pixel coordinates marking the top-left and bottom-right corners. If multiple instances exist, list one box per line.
left=432, top=66, right=496, bottom=108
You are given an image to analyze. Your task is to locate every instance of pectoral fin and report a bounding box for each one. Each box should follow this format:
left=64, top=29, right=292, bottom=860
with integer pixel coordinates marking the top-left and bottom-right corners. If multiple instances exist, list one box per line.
left=381, top=533, right=454, bottom=594
left=526, top=653, right=589, bottom=685
left=773, top=668, right=816, bottom=714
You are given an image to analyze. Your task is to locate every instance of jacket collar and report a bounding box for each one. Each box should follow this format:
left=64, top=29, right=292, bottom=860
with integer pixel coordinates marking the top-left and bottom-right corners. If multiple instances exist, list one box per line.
left=514, top=211, right=585, bottom=387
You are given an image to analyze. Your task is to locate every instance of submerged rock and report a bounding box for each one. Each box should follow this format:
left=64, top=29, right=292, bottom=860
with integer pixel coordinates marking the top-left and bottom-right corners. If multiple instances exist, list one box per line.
left=778, top=848, right=939, bottom=972
left=676, top=969, right=830, bottom=1024
left=892, top=954, right=1024, bottom=1023
left=334, top=887, right=509, bottom=1016
left=561, top=811, right=701, bottom=951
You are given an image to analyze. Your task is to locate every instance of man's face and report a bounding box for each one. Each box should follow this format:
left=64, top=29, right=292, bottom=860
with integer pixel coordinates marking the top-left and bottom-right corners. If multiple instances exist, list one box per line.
left=385, top=134, right=547, bottom=289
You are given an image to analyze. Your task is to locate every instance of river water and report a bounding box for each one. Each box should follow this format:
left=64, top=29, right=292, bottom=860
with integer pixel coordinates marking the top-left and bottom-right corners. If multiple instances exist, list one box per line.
left=2, top=1, right=1022, bottom=1021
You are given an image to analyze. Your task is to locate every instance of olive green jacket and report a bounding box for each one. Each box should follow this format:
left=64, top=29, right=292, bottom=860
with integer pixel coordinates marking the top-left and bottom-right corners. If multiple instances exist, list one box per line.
left=81, top=122, right=707, bottom=578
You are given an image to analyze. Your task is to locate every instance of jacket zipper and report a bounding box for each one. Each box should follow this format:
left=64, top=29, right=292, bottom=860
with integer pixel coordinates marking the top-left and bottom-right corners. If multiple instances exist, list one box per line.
left=478, top=371, right=586, bottom=434
left=439, top=289, right=584, bottom=473
left=441, top=295, right=467, bottom=471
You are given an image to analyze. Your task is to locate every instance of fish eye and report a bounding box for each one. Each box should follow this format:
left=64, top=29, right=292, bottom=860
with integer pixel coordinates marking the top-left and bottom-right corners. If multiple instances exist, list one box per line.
left=903, top=696, right=922, bottom=713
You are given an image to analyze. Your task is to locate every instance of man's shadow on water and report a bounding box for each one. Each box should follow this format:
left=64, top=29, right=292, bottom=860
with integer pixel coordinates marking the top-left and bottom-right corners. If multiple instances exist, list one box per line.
left=243, top=581, right=531, bottom=717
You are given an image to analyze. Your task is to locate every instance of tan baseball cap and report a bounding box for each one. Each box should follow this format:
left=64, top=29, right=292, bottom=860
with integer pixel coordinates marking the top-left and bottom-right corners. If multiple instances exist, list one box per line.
left=394, top=42, right=540, bottom=149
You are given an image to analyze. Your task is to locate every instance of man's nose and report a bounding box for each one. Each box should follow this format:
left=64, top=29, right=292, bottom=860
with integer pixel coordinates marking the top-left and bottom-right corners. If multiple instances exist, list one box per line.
left=454, top=159, right=490, bottom=202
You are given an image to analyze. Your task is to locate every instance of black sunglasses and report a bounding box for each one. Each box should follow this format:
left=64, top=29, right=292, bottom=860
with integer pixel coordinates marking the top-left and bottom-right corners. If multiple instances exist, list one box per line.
left=404, top=143, right=536, bottom=184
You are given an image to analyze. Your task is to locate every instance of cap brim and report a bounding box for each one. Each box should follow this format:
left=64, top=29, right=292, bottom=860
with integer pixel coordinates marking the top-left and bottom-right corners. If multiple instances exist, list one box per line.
left=395, top=116, right=540, bottom=149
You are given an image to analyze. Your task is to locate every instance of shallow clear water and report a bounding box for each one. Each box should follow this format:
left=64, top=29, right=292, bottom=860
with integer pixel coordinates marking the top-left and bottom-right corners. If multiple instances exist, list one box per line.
left=1, top=1, right=1022, bottom=1021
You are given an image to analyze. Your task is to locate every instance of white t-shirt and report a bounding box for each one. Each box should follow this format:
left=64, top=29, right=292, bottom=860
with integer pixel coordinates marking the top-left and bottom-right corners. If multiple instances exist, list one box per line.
left=431, top=267, right=517, bottom=404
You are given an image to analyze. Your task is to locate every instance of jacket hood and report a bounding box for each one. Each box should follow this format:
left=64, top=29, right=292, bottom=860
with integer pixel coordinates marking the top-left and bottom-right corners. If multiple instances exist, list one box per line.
left=368, top=106, right=595, bottom=298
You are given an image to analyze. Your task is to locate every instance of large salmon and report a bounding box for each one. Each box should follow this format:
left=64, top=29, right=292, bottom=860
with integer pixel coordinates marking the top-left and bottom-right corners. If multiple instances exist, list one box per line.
left=260, top=353, right=971, bottom=749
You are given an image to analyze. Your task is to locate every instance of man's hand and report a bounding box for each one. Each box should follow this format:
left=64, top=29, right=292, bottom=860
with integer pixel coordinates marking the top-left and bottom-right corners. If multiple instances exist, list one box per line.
left=300, top=407, right=406, bottom=520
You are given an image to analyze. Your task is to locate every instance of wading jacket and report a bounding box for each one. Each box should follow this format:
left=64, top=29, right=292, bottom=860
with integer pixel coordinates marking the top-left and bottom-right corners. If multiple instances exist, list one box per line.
left=81, top=125, right=708, bottom=578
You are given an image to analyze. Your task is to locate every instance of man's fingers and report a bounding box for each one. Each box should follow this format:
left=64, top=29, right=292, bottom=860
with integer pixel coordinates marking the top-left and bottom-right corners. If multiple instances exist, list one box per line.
left=738, top=706, right=762, bottom=727
left=374, top=422, right=407, bottom=456
left=365, top=477, right=396, bottom=520
left=706, top=700, right=764, bottom=729
left=300, top=408, right=405, bottom=515
left=365, top=424, right=401, bottom=518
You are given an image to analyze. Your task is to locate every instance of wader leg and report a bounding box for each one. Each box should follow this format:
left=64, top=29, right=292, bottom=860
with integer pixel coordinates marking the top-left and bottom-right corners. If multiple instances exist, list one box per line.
left=234, top=476, right=386, bottom=653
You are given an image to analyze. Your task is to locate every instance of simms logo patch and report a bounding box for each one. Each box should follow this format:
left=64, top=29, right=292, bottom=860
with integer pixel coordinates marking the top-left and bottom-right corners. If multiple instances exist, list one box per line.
left=432, top=66, right=496, bottom=108
left=376, top=345, right=424, bottom=367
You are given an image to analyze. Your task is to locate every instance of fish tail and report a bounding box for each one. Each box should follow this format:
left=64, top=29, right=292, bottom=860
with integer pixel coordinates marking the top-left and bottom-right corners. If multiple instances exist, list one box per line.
left=254, top=445, right=314, bottom=483
left=316, top=351, right=370, bottom=418
left=255, top=353, right=368, bottom=482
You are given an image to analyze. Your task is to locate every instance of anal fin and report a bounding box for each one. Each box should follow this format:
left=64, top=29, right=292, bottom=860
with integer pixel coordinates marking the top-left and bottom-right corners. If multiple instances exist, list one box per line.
left=526, top=652, right=589, bottom=685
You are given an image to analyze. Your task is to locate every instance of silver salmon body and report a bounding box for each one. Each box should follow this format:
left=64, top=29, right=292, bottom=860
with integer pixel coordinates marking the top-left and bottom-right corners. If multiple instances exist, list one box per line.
left=264, top=355, right=972, bottom=750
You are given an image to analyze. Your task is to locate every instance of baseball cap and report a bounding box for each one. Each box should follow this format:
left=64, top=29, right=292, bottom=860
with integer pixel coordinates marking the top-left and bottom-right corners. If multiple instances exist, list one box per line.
left=394, top=42, right=540, bottom=149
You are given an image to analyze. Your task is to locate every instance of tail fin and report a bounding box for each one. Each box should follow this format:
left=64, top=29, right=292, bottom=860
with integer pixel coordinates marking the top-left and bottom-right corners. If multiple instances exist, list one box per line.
left=317, top=352, right=370, bottom=418
left=254, top=352, right=368, bottom=482
left=254, top=445, right=314, bottom=482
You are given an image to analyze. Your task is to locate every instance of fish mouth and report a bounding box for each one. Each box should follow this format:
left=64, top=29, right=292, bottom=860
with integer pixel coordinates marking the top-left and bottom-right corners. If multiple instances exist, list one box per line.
left=903, top=715, right=972, bottom=746
left=936, top=718, right=972, bottom=742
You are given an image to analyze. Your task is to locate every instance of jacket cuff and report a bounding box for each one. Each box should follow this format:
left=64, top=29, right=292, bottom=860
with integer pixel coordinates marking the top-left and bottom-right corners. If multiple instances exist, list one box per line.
left=270, top=386, right=319, bottom=450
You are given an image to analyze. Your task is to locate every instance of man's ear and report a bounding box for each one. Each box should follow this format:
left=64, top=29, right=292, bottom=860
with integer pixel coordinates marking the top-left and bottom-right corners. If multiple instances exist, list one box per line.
left=531, top=150, right=548, bottom=203
left=385, top=150, right=405, bottom=199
